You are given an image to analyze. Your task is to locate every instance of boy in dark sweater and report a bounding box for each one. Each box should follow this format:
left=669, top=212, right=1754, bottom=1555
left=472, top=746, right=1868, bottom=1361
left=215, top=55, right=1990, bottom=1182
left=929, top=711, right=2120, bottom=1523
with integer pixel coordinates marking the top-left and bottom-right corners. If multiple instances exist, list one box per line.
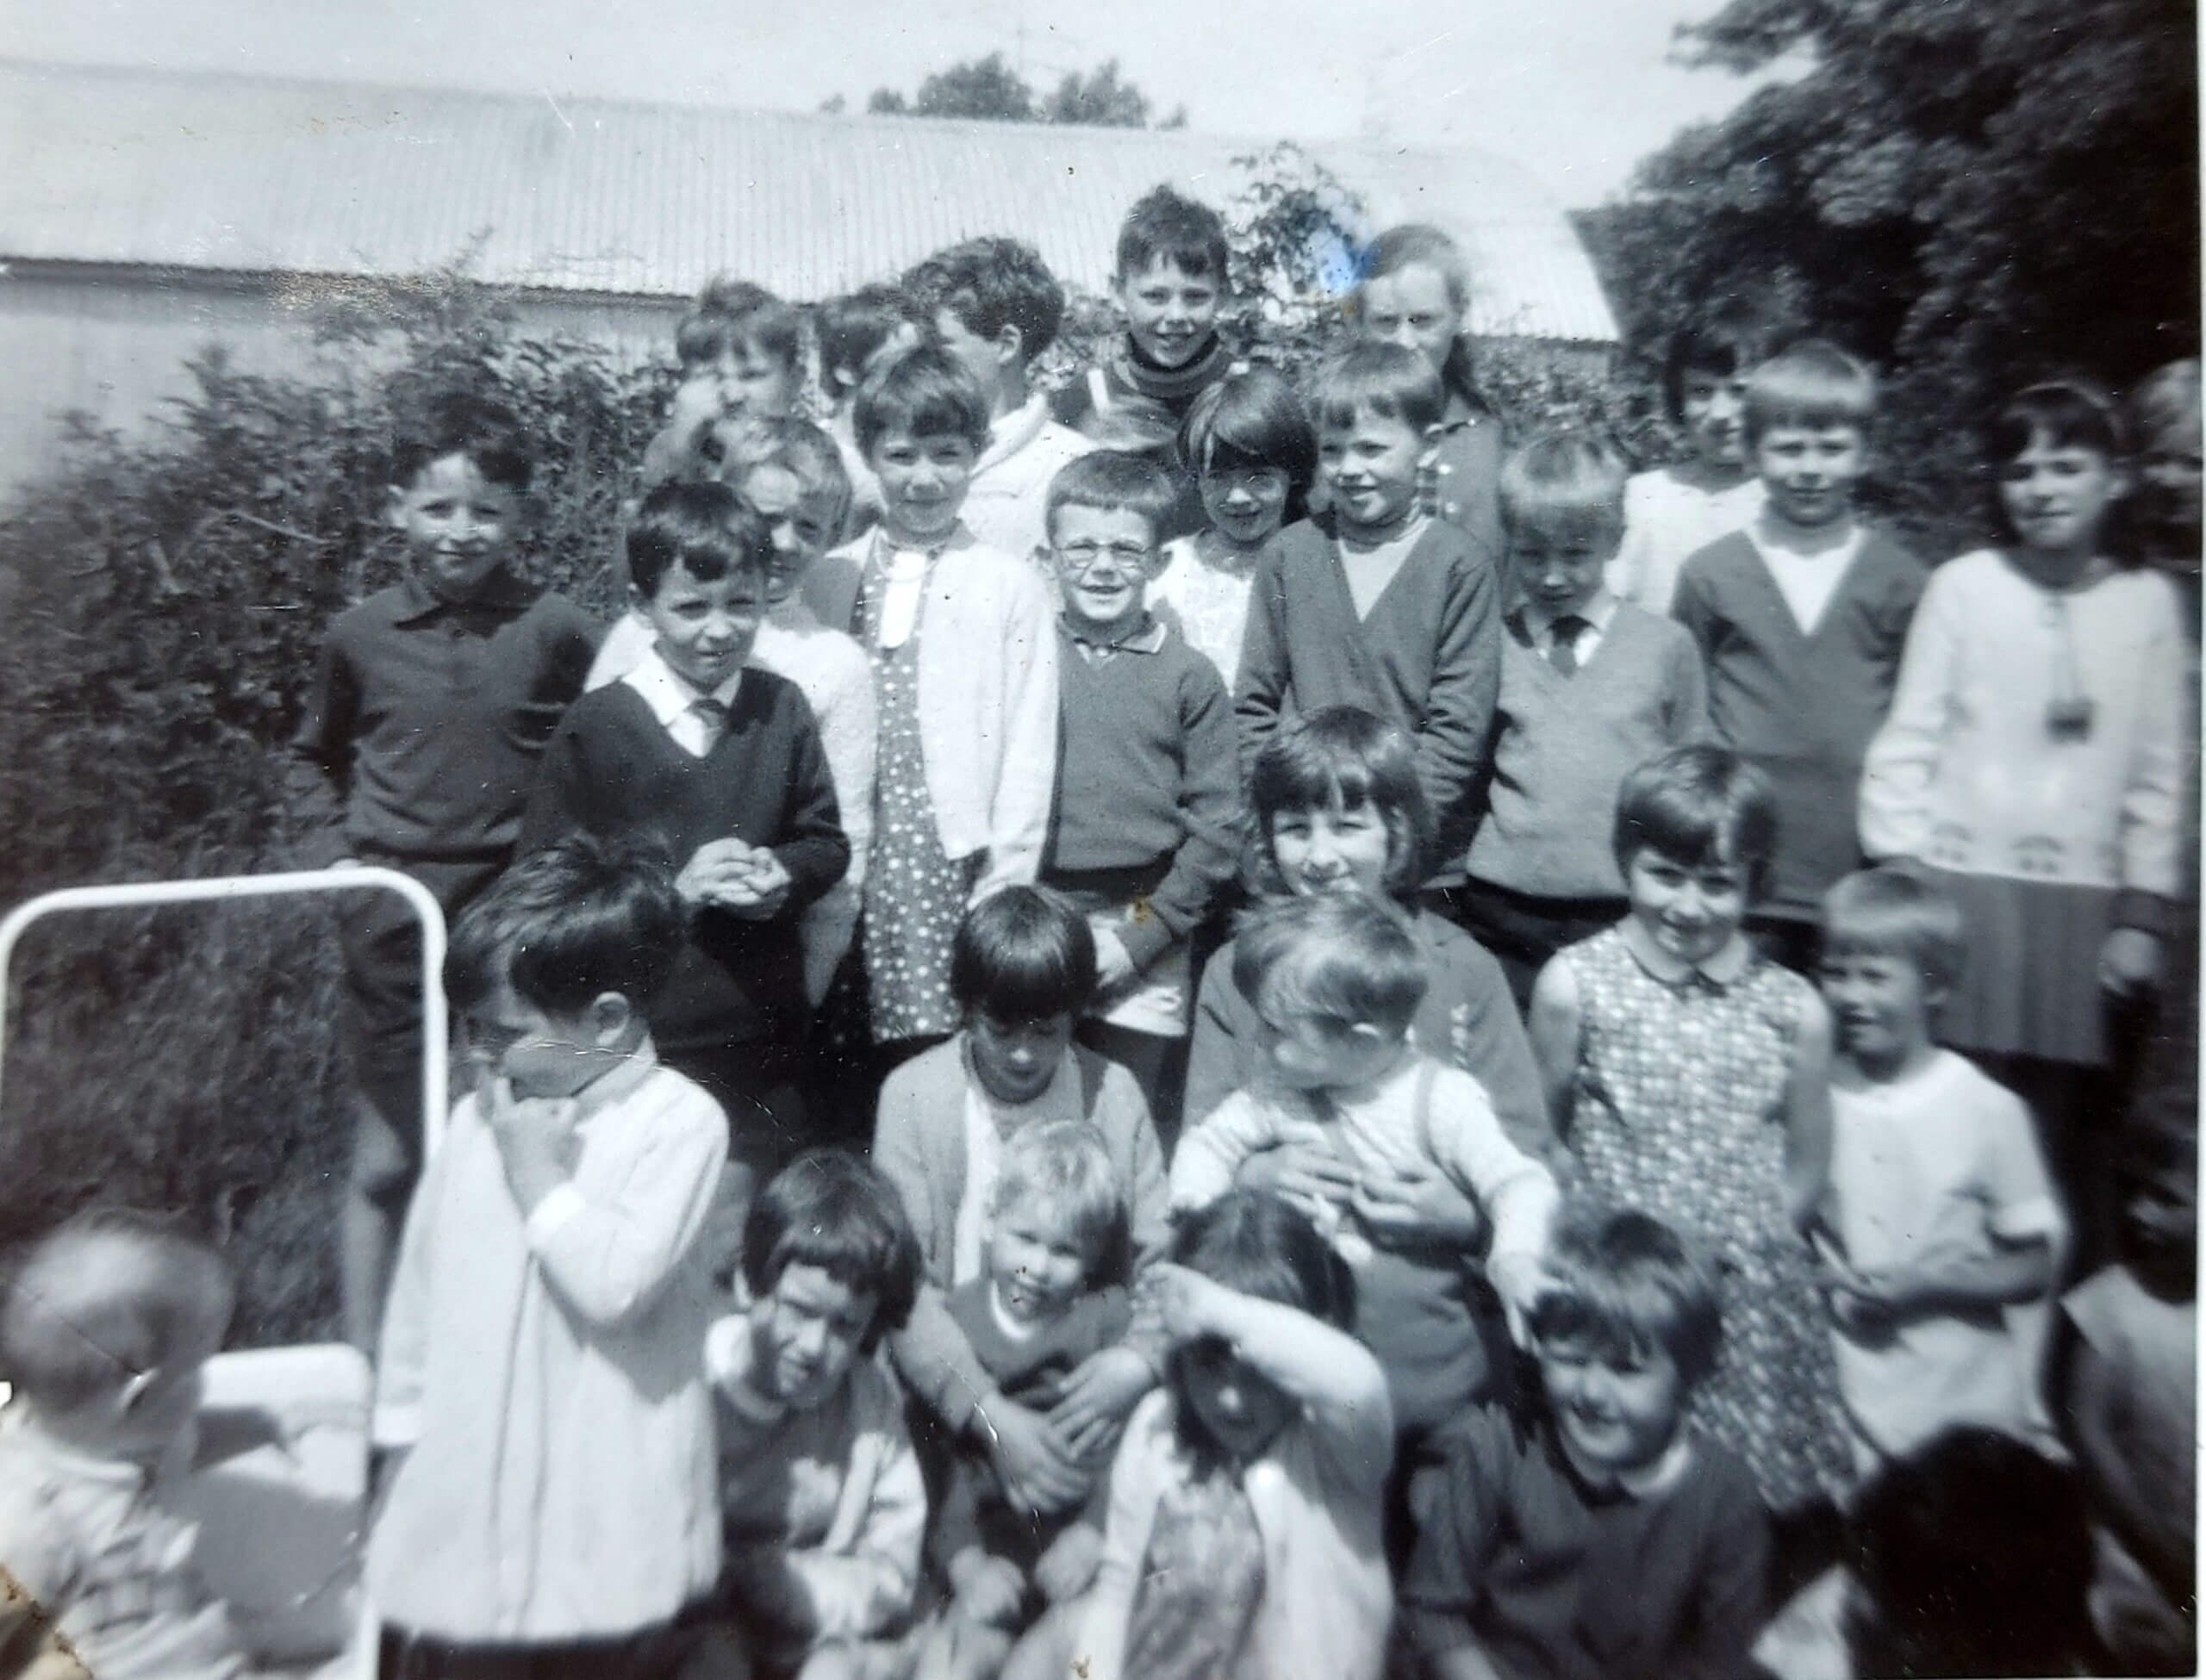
left=1039, top=451, right=1239, bottom=1141
left=520, top=481, right=847, bottom=1241
left=295, top=390, right=601, bottom=1351
left=1671, top=340, right=1925, bottom=970
left=1461, top=432, right=1710, bottom=1005
left=1052, top=185, right=1238, bottom=541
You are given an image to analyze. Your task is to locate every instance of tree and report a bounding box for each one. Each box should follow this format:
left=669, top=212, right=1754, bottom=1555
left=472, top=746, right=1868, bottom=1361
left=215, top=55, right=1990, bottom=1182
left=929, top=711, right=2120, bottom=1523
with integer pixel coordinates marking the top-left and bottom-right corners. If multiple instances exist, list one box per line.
left=1586, top=0, right=2197, bottom=545
left=1043, top=59, right=1148, bottom=128
left=860, top=54, right=1180, bottom=128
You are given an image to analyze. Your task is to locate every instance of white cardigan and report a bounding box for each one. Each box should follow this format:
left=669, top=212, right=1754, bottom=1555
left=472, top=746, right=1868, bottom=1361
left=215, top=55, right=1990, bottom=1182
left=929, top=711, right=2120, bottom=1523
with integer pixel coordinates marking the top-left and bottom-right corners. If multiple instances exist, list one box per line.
left=807, top=528, right=1059, bottom=902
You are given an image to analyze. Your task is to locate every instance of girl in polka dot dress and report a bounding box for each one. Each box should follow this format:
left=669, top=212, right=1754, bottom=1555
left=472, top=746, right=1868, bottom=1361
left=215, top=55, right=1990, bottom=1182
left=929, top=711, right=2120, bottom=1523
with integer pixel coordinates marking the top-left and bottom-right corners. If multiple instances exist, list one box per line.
left=1529, top=744, right=1853, bottom=1532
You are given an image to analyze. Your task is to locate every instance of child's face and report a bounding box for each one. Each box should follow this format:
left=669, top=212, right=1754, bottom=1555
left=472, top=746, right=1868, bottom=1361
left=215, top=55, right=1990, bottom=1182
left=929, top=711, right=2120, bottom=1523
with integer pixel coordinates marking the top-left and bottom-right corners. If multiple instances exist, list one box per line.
left=1754, top=422, right=1866, bottom=528
left=388, top=451, right=521, bottom=602
left=1624, top=846, right=1748, bottom=968
left=987, top=1201, right=1092, bottom=1328
left=1539, top=1332, right=1684, bottom=1478
left=932, top=308, right=1008, bottom=399
left=1318, top=405, right=1430, bottom=541
left=1115, top=254, right=1221, bottom=370
left=1269, top=796, right=1393, bottom=897
left=1051, top=503, right=1156, bottom=643
left=869, top=425, right=977, bottom=546
left=2116, top=1153, right=2197, bottom=1292
left=1998, top=432, right=2127, bottom=559
left=1199, top=461, right=1293, bottom=549
left=1679, top=368, right=1752, bottom=470
left=747, top=1261, right=877, bottom=1412
left=1514, top=515, right=1620, bottom=620
left=1181, top=1335, right=1296, bottom=1462
left=462, top=980, right=616, bottom=1101
left=634, top=559, right=763, bottom=694
left=1356, top=262, right=1462, bottom=379
left=680, top=340, right=799, bottom=427
left=1255, top=997, right=1401, bottom=1094
left=969, top=1011, right=1075, bottom=1106
left=2137, top=411, right=2203, bottom=552
left=1818, top=949, right=1937, bottom=1079
left=741, top=464, right=842, bottom=606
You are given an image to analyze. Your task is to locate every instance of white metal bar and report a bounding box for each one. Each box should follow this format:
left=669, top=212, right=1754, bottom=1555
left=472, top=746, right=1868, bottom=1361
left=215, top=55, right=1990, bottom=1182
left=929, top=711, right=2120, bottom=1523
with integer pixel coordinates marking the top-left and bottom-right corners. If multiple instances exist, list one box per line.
left=0, top=866, right=450, bottom=1157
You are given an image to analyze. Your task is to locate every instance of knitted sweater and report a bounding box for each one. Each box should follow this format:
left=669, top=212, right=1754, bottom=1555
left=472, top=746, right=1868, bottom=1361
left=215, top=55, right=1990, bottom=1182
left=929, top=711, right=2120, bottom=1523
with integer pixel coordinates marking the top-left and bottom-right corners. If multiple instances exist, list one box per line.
left=518, top=670, right=847, bottom=1056
left=1237, top=517, right=1504, bottom=874
left=874, top=1037, right=1169, bottom=1431
left=1672, top=526, right=1926, bottom=918
left=1468, top=603, right=1710, bottom=899
left=1044, top=619, right=1242, bottom=967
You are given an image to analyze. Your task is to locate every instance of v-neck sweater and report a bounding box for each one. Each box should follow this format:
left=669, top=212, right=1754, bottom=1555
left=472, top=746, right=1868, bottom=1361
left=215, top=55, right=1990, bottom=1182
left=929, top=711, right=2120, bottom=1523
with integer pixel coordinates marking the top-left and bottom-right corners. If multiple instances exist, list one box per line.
left=519, top=669, right=848, bottom=1055
left=1671, top=526, right=1926, bottom=918
left=1237, top=516, right=1503, bottom=874
left=1468, top=603, right=1711, bottom=899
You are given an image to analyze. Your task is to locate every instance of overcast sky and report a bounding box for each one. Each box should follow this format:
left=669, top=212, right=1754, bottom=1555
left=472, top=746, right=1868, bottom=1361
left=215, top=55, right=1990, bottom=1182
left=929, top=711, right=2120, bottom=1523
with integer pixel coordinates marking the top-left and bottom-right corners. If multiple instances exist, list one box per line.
left=0, top=0, right=1782, bottom=208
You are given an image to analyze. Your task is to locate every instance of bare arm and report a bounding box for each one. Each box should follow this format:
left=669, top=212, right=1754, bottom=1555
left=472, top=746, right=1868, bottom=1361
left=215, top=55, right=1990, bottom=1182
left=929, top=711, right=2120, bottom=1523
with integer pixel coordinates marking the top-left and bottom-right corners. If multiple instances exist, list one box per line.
left=1781, top=992, right=1835, bottom=1233
left=1525, top=956, right=1584, bottom=1144
left=2066, top=1332, right=2193, bottom=1598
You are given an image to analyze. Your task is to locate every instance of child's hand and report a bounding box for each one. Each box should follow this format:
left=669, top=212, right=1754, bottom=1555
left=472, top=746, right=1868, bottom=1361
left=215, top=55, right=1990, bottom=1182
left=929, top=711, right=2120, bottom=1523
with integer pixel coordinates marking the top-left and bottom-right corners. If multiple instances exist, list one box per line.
left=1237, top=1139, right=1357, bottom=1213
left=1046, top=1346, right=1154, bottom=1461
left=1033, top=1522, right=1104, bottom=1603
left=483, top=1076, right=580, bottom=1179
left=978, top=1395, right=1087, bottom=1517
left=717, top=851, right=792, bottom=921
left=1091, top=923, right=1138, bottom=992
left=676, top=837, right=763, bottom=909
left=948, top=1547, right=1027, bottom=1629
left=2100, top=926, right=2165, bottom=998
left=1149, top=1260, right=1236, bottom=1346
left=1351, top=1160, right=1488, bottom=1248
left=665, top=374, right=727, bottom=452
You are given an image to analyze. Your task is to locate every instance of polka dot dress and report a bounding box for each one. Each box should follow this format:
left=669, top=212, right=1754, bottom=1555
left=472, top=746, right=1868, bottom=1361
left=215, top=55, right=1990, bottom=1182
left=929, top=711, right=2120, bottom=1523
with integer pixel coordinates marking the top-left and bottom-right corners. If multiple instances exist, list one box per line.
left=860, top=555, right=975, bottom=1046
left=1560, top=924, right=1853, bottom=1512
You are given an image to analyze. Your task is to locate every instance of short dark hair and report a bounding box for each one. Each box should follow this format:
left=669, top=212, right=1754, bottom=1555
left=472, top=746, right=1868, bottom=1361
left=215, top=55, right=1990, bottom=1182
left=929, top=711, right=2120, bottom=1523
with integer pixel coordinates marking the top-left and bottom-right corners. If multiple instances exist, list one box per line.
left=1310, top=340, right=1447, bottom=438
left=1116, top=184, right=1230, bottom=283
left=625, top=479, right=775, bottom=600
left=1167, top=1190, right=1355, bottom=1465
left=1990, top=376, right=2128, bottom=466
left=1846, top=1427, right=2092, bottom=1677
left=1742, top=338, right=1879, bottom=446
left=1231, top=891, right=1428, bottom=1040
left=1612, top=744, right=1779, bottom=899
left=815, top=283, right=926, bottom=395
left=853, top=345, right=992, bottom=459
left=1662, top=297, right=1785, bottom=422
left=1821, top=865, right=1967, bottom=994
left=1181, top=369, right=1319, bottom=521
left=389, top=389, right=533, bottom=493
left=1248, top=706, right=1432, bottom=900
left=739, top=1150, right=921, bottom=1351
left=1529, top=1200, right=1723, bottom=1389
left=1045, top=450, right=1177, bottom=546
left=913, top=236, right=1067, bottom=362
left=675, top=277, right=803, bottom=375
left=1, top=1208, right=233, bottom=1413
left=950, top=886, right=1098, bottom=1023
left=446, top=833, right=686, bottom=1019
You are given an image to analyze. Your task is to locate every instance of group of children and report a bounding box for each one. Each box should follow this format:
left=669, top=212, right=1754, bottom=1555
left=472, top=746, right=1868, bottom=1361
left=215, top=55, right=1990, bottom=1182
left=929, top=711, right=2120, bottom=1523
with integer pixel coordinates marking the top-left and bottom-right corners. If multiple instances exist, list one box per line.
left=1, top=177, right=2196, bottom=1680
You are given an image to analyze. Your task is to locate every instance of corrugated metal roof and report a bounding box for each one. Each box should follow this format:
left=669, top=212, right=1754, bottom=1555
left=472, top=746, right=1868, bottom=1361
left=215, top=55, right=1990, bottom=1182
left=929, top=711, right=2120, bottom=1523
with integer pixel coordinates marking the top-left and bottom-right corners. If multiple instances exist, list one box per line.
left=0, top=59, right=1617, bottom=343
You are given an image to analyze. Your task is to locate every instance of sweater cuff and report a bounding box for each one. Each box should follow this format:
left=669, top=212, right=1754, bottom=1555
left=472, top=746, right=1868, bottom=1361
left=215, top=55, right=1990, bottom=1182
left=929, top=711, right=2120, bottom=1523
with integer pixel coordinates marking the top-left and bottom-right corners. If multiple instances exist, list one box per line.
left=1117, top=909, right=1176, bottom=971
left=2111, top=889, right=2173, bottom=939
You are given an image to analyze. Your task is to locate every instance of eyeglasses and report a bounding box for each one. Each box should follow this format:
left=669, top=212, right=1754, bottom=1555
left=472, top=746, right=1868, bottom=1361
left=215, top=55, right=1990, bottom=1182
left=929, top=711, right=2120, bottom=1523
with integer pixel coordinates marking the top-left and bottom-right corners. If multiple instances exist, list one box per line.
left=1055, top=539, right=1153, bottom=571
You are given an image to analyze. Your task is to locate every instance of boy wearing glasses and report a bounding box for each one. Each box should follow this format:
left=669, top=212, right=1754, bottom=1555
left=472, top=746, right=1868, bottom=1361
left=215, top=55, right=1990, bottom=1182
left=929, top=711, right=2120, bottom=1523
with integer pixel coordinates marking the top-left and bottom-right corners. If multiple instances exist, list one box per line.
left=1039, top=451, right=1240, bottom=1142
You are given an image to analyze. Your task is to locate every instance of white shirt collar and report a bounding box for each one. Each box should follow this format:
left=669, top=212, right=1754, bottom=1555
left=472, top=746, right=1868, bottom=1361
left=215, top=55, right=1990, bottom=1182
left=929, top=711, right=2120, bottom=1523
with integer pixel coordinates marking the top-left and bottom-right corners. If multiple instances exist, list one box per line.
left=1522, top=588, right=1619, bottom=643
left=621, top=648, right=743, bottom=755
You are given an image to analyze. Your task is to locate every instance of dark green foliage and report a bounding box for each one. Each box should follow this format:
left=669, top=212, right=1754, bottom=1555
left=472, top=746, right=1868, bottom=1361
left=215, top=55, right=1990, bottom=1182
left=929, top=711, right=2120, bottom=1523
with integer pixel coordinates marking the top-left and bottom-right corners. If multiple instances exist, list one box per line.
left=1581, top=0, right=2197, bottom=558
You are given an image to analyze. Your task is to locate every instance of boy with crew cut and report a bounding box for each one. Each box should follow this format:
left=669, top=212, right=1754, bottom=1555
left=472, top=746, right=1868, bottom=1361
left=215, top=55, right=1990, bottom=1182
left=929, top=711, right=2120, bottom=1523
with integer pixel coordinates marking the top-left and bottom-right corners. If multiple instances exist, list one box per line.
left=1039, top=450, right=1240, bottom=1138
left=1053, top=184, right=1239, bottom=540
left=639, top=277, right=805, bottom=488
left=1672, top=339, right=1927, bottom=970
left=294, top=388, right=601, bottom=1353
left=522, top=482, right=848, bottom=1221
left=1237, top=339, right=1503, bottom=890
left=906, top=236, right=1094, bottom=564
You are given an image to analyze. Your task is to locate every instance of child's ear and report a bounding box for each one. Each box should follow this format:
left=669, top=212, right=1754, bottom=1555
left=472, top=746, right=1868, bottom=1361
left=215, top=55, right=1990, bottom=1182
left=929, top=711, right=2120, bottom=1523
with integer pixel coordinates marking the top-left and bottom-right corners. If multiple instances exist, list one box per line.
left=627, top=582, right=655, bottom=617
left=586, top=991, right=634, bottom=1046
left=996, top=324, right=1026, bottom=368
left=383, top=485, right=410, bottom=529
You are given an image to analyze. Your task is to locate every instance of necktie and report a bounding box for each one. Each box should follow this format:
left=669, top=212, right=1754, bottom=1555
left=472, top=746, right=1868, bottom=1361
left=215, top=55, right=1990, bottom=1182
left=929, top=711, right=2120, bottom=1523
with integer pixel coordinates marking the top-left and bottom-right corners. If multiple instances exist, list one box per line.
left=690, top=694, right=730, bottom=746
left=1547, top=613, right=1589, bottom=675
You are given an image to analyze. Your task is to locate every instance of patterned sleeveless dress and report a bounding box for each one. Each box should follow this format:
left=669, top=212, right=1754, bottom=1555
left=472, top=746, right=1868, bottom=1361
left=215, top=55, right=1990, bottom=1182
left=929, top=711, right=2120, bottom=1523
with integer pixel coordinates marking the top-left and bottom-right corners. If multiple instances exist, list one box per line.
left=1558, top=924, right=1852, bottom=1511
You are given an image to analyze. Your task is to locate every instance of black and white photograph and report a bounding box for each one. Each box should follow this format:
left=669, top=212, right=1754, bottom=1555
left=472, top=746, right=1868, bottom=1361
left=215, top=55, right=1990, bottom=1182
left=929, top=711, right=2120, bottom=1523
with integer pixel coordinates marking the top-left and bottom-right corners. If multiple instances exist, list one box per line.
left=0, top=2, right=2195, bottom=1676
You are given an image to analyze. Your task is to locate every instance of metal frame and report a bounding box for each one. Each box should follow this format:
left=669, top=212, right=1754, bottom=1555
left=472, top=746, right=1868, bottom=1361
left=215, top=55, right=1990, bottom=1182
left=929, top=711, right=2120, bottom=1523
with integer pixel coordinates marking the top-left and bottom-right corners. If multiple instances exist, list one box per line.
left=0, top=866, right=450, bottom=1155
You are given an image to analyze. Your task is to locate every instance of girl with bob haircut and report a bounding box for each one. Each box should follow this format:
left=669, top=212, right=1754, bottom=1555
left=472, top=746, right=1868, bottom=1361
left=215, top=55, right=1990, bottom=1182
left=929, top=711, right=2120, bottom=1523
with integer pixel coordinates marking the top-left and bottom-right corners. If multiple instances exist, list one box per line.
left=1056, top=1189, right=1394, bottom=1680
left=1532, top=744, right=1854, bottom=1534
left=1150, top=368, right=1319, bottom=685
left=873, top=888, right=1170, bottom=1564
left=1184, top=706, right=1548, bottom=1156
